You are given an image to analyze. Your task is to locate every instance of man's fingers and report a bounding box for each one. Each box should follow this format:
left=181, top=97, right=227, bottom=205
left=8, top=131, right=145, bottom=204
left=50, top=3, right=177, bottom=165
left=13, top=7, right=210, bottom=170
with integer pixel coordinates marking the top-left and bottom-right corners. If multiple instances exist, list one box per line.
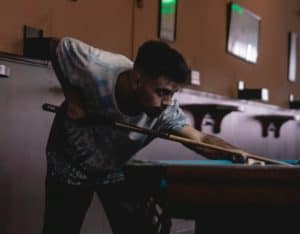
left=67, top=103, right=86, bottom=119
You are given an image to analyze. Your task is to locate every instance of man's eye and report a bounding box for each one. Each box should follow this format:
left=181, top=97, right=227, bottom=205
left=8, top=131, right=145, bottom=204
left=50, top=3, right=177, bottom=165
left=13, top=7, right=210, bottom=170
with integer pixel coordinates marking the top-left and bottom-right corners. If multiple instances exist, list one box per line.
left=156, top=89, right=169, bottom=96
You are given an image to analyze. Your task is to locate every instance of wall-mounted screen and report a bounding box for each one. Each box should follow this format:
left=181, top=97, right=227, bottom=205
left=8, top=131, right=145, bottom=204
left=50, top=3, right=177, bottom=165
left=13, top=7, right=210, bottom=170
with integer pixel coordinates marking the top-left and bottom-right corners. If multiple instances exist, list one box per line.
left=227, top=2, right=261, bottom=63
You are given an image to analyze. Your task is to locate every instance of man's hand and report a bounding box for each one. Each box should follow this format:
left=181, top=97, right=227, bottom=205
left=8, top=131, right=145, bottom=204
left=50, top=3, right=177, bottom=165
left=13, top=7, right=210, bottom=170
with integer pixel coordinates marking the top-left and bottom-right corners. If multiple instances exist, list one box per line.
left=231, top=150, right=248, bottom=163
left=65, top=89, right=86, bottom=120
left=66, top=101, right=86, bottom=119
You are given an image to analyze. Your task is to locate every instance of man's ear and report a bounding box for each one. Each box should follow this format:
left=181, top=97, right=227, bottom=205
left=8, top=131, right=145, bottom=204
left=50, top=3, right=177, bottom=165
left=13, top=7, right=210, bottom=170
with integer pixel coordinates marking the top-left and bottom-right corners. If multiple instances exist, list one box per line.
left=132, top=70, right=142, bottom=89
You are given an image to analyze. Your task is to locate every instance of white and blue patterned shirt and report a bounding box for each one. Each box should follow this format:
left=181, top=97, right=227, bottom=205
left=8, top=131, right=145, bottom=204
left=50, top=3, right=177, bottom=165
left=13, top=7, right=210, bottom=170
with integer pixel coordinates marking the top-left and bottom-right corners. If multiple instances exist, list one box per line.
left=46, top=37, right=188, bottom=186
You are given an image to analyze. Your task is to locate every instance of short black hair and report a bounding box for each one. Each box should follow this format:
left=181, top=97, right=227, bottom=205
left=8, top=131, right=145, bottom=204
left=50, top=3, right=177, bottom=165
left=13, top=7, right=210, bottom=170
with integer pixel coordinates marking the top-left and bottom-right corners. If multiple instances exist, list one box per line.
left=134, top=40, right=190, bottom=84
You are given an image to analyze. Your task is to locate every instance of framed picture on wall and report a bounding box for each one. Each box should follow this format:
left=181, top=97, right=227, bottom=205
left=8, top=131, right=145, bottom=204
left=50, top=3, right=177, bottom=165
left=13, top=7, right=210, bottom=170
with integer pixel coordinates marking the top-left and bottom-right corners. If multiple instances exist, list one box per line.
left=288, top=32, right=298, bottom=82
left=226, top=2, right=261, bottom=63
left=158, top=0, right=177, bottom=42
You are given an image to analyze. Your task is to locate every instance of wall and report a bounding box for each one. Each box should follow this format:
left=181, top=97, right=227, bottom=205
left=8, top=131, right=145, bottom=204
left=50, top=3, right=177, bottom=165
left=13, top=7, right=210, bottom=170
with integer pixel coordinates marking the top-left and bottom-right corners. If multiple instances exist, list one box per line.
left=0, top=0, right=133, bottom=56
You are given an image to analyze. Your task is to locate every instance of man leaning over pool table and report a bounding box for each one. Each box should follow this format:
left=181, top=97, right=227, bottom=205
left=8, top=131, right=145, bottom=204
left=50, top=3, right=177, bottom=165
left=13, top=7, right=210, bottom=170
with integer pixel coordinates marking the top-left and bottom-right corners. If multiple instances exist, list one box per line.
left=41, top=37, right=249, bottom=234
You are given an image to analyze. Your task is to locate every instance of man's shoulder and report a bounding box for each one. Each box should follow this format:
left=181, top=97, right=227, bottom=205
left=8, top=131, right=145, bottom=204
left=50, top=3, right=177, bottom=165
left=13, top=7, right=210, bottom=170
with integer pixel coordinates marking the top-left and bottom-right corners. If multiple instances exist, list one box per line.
left=92, top=50, right=133, bottom=69
left=162, top=104, right=183, bottom=117
left=156, top=105, right=185, bottom=124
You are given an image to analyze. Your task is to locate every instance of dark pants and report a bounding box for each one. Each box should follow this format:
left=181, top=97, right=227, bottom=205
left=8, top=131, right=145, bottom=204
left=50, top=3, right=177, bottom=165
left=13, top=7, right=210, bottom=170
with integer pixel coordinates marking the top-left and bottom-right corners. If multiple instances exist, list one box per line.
left=41, top=178, right=168, bottom=234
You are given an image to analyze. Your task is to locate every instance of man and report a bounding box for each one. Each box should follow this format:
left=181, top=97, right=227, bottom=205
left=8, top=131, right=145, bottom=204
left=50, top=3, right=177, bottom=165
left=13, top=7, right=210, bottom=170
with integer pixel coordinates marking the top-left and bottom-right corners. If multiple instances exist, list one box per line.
left=42, top=37, right=244, bottom=234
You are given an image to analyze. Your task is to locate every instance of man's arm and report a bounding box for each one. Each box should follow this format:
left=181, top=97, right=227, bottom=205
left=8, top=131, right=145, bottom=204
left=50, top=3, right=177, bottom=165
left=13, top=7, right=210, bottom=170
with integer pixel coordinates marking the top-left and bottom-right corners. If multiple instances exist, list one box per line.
left=177, top=125, right=245, bottom=161
left=49, top=38, right=86, bottom=119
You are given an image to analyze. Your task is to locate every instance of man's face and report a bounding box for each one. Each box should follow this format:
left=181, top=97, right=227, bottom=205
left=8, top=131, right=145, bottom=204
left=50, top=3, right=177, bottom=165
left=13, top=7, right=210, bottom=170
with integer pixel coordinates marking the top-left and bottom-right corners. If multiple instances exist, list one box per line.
left=135, top=75, right=179, bottom=117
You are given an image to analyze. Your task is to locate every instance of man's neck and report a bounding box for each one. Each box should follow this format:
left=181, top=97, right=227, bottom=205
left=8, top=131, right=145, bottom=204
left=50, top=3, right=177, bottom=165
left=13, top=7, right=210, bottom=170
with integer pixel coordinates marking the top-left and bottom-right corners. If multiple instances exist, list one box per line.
left=115, top=70, right=141, bottom=116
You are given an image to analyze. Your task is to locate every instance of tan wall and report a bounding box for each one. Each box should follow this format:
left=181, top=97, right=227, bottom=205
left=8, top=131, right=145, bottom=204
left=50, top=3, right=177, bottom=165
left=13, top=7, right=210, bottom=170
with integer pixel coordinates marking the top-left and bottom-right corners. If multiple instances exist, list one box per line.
left=0, top=0, right=133, bottom=56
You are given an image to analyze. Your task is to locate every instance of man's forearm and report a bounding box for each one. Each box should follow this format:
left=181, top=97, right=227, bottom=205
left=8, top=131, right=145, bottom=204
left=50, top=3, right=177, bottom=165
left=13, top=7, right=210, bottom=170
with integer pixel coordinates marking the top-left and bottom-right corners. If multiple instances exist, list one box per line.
left=189, top=133, right=241, bottom=160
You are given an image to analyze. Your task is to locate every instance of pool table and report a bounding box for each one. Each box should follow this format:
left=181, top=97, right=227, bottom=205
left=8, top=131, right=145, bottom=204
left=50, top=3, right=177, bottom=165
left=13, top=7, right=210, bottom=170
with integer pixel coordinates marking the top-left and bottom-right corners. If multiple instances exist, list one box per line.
left=124, top=159, right=300, bottom=234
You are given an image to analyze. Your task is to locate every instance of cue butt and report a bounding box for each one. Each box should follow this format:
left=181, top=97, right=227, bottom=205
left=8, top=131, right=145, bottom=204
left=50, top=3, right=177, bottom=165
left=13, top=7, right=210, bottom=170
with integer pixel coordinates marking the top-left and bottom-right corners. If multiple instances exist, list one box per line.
left=42, top=103, right=59, bottom=113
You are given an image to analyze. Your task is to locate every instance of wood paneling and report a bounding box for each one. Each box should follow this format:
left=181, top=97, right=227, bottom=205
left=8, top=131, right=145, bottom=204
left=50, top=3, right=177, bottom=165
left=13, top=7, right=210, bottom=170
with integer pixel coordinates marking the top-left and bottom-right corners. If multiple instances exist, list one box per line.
left=0, top=0, right=133, bottom=56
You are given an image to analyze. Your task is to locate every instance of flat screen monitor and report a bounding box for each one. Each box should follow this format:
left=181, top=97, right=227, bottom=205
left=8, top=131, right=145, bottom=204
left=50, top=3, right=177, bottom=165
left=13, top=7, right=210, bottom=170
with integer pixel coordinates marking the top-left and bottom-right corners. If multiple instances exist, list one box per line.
left=227, top=2, right=261, bottom=63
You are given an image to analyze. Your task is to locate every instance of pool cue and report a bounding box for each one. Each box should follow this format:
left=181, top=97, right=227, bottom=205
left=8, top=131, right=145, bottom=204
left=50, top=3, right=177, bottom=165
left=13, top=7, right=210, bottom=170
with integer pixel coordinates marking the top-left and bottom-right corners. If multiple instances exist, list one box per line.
left=42, top=103, right=293, bottom=167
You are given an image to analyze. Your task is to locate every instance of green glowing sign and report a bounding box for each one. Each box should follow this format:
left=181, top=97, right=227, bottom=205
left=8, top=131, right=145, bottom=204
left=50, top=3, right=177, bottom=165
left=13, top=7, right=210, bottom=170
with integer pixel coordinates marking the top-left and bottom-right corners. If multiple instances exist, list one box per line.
left=231, top=3, right=244, bottom=15
left=161, top=0, right=176, bottom=15
left=162, top=0, right=176, bottom=3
